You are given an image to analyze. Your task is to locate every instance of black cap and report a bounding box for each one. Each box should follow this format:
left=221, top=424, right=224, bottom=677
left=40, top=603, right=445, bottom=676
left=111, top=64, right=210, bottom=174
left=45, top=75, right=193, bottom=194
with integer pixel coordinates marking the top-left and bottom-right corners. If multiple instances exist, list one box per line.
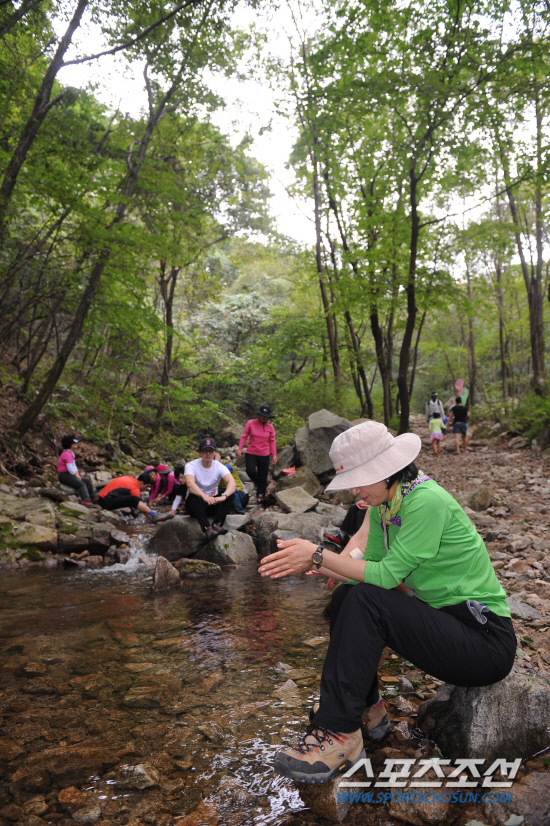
left=255, top=404, right=274, bottom=418
left=198, top=437, right=216, bottom=451
left=430, top=391, right=438, bottom=397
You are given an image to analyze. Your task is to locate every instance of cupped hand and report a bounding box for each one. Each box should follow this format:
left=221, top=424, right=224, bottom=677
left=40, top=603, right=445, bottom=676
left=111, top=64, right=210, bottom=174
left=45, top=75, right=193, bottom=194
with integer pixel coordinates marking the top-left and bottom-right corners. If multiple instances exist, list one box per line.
left=258, top=538, right=317, bottom=579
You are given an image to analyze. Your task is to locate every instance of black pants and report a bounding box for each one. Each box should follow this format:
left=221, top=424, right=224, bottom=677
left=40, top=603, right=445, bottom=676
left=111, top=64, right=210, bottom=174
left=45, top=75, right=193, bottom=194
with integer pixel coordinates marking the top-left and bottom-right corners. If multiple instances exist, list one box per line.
left=313, top=583, right=516, bottom=734
left=340, top=504, right=367, bottom=537
left=58, top=472, right=96, bottom=502
left=185, top=493, right=235, bottom=531
left=99, top=490, right=141, bottom=511
left=245, top=453, right=270, bottom=496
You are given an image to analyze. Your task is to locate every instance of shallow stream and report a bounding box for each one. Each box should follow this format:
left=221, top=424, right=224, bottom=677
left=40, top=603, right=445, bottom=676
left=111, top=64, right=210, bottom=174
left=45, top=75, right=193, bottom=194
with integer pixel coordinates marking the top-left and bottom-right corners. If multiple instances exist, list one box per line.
left=0, top=529, right=341, bottom=825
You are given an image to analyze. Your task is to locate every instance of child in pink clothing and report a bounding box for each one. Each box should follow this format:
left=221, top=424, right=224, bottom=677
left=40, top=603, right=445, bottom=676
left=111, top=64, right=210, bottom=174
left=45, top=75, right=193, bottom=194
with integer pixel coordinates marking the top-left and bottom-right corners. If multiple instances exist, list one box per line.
left=237, top=404, right=277, bottom=501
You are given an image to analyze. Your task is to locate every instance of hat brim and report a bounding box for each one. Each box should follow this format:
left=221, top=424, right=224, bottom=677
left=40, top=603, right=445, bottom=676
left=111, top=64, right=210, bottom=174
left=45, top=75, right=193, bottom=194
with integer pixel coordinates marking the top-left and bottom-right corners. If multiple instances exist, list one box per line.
left=324, top=433, right=422, bottom=492
left=255, top=410, right=274, bottom=418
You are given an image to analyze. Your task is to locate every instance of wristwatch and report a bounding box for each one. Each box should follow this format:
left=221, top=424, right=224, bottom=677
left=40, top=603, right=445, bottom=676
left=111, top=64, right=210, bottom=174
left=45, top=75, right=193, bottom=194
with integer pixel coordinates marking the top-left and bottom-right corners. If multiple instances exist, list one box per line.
left=312, top=545, right=324, bottom=570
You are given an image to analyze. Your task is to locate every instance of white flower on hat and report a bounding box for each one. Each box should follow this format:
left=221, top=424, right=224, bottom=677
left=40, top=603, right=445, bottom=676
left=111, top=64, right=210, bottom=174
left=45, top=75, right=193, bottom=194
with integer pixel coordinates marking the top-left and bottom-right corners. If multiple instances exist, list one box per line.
left=325, top=421, right=422, bottom=492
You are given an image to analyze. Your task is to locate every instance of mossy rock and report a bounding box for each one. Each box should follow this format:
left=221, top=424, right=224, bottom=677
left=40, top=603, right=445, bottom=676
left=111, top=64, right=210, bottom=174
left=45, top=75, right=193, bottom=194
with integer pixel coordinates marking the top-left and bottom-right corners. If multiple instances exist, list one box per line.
left=57, top=515, right=82, bottom=535
left=173, top=558, right=222, bottom=579
left=18, top=548, right=45, bottom=562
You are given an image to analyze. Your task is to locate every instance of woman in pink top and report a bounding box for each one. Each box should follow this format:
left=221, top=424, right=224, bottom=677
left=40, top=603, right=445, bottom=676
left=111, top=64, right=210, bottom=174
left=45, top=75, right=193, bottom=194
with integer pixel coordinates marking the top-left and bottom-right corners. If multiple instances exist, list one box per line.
left=57, top=434, right=98, bottom=507
left=150, top=464, right=176, bottom=505
left=237, top=404, right=277, bottom=502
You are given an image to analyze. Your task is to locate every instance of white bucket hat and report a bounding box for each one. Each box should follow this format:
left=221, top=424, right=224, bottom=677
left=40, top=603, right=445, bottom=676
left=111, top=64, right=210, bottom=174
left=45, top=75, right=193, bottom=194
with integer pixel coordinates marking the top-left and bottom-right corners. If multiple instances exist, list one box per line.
left=324, top=421, right=422, bottom=492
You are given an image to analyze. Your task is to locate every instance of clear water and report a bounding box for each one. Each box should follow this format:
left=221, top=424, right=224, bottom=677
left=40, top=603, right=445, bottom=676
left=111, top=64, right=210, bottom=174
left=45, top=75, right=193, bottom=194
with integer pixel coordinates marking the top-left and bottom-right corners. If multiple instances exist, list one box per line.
left=0, top=544, right=341, bottom=825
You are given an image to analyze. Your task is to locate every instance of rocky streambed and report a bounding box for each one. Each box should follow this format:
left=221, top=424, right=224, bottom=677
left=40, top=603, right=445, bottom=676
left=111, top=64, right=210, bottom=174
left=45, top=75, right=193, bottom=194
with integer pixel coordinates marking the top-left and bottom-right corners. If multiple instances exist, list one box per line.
left=2, top=412, right=550, bottom=825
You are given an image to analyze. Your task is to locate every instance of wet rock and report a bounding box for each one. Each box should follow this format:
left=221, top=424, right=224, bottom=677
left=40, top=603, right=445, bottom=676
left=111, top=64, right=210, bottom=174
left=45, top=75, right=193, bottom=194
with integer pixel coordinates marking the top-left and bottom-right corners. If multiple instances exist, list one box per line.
left=295, top=409, right=352, bottom=478
left=174, top=559, right=222, bottom=579
left=506, top=595, right=542, bottom=620
left=109, top=528, right=131, bottom=545
left=417, top=672, right=550, bottom=761
left=272, top=444, right=296, bottom=479
left=11, top=744, right=120, bottom=786
left=196, top=531, right=257, bottom=565
left=84, top=555, right=103, bottom=567
left=297, top=775, right=353, bottom=822
left=224, top=514, right=251, bottom=531
left=58, top=786, right=87, bottom=811
left=279, top=466, right=320, bottom=497
left=23, top=796, right=49, bottom=816
left=152, top=556, right=181, bottom=591
left=9, top=522, right=57, bottom=552
left=197, top=722, right=227, bottom=744
left=173, top=799, right=219, bottom=826
left=117, top=762, right=160, bottom=789
left=115, top=547, right=131, bottom=564
left=0, top=737, right=26, bottom=761
left=483, top=771, right=550, bottom=826
left=147, top=516, right=205, bottom=561
left=467, top=486, right=494, bottom=511
left=0, top=803, right=23, bottom=821
left=72, top=806, right=101, bottom=824
left=275, top=486, right=318, bottom=513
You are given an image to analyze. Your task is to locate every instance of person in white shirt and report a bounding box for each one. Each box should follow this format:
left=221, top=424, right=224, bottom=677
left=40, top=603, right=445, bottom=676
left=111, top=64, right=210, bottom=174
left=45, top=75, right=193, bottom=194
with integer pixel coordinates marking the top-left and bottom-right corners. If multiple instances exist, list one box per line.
left=425, top=391, right=445, bottom=422
left=184, top=438, right=236, bottom=541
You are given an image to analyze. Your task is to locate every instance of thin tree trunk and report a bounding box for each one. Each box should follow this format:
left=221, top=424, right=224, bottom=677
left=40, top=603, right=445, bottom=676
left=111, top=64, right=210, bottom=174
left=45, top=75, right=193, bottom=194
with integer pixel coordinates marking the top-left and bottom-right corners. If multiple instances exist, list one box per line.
left=397, top=169, right=419, bottom=434
left=0, top=0, right=89, bottom=231
left=466, top=265, right=477, bottom=408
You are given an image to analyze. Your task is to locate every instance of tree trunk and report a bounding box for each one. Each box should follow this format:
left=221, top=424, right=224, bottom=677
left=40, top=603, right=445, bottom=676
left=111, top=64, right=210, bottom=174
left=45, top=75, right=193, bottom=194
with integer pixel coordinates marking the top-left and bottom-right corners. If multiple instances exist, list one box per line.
left=13, top=68, right=181, bottom=438
left=312, top=149, right=340, bottom=386
left=155, top=263, right=179, bottom=427
left=466, top=266, right=477, bottom=408
left=0, top=0, right=89, bottom=231
left=397, top=169, right=419, bottom=434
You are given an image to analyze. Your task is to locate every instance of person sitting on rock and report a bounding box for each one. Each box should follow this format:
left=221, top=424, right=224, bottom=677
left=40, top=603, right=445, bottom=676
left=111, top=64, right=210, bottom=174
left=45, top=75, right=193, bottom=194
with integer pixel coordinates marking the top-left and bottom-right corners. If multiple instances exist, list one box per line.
left=169, top=466, right=187, bottom=517
left=57, top=434, right=98, bottom=508
left=150, top=464, right=176, bottom=505
left=258, top=420, right=515, bottom=784
left=98, top=473, right=159, bottom=522
left=221, top=462, right=249, bottom=514
left=184, top=438, right=236, bottom=541
left=237, top=404, right=277, bottom=503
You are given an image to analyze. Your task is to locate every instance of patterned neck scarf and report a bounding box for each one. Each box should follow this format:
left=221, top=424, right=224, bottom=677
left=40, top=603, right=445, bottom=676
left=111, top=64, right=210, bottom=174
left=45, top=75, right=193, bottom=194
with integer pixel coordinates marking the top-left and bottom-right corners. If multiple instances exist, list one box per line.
left=378, top=472, right=432, bottom=529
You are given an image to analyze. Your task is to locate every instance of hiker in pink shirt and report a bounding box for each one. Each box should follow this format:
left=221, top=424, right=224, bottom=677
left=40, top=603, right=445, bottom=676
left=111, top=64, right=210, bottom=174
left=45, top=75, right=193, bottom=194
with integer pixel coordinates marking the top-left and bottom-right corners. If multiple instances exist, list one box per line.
left=150, top=464, right=176, bottom=505
left=238, top=404, right=277, bottom=503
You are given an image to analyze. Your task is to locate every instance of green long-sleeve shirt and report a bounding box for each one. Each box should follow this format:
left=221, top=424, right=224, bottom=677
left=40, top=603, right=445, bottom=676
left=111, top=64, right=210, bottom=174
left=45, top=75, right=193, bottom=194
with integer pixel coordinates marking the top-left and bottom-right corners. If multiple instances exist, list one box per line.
left=360, top=481, right=510, bottom=617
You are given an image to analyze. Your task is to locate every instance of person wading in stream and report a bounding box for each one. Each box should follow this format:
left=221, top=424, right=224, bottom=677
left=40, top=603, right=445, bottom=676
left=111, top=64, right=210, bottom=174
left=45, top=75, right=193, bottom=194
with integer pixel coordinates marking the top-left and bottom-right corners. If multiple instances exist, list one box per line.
left=237, top=404, right=277, bottom=504
left=258, top=421, right=515, bottom=783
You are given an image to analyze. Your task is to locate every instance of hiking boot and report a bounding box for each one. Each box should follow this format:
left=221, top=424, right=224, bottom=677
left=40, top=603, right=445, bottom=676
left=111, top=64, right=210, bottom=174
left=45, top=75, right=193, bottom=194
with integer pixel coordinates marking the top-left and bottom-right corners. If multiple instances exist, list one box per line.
left=202, top=526, right=217, bottom=542
left=324, top=530, right=347, bottom=547
left=212, top=523, right=228, bottom=535
left=361, top=697, right=392, bottom=741
left=81, top=500, right=100, bottom=509
left=274, top=724, right=364, bottom=783
left=309, top=698, right=391, bottom=742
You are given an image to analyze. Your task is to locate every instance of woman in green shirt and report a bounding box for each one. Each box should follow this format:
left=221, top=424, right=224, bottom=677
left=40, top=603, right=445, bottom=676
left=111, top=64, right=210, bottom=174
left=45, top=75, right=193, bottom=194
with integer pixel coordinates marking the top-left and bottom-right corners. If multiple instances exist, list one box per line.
left=258, top=421, right=516, bottom=784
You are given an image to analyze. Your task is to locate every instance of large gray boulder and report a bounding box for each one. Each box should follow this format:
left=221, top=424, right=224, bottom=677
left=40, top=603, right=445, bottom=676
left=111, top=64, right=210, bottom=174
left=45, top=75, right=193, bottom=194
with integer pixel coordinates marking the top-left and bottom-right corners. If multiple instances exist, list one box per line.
left=9, top=522, right=57, bottom=552
left=195, top=531, right=257, bottom=565
left=224, top=514, right=251, bottom=532
left=417, top=672, right=550, bottom=761
left=1, top=495, right=57, bottom=530
left=147, top=515, right=204, bottom=561
left=272, top=445, right=296, bottom=480
left=254, top=511, right=333, bottom=557
left=278, top=466, right=320, bottom=497
left=295, top=409, right=352, bottom=478
left=275, top=487, right=318, bottom=514
left=314, top=502, right=347, bottom=526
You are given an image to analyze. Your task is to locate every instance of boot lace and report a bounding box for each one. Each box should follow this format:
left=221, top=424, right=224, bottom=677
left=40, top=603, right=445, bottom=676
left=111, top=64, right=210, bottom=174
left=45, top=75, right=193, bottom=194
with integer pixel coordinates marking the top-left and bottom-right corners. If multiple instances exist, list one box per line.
left=293, top=724, right=343, bottom=754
